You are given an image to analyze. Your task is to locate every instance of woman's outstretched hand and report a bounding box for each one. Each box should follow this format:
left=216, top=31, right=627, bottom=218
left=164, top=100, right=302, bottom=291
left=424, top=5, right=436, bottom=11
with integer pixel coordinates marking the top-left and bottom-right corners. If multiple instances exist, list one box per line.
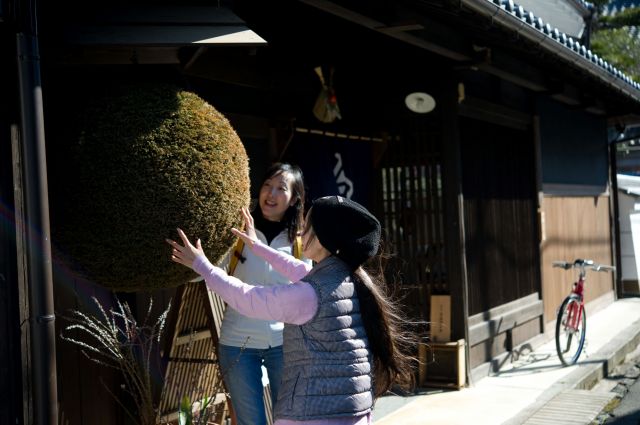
left=166, top=228, right=205, bottom=269
left=231, top=207, right=258, bottom=248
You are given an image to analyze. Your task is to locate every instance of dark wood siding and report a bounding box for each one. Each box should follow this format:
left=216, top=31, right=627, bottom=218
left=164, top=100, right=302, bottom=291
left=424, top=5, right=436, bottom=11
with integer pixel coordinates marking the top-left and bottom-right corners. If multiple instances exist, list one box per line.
left=460, top=117, right=539, bottom=316
left=1, top=128, right=23, bottom=424
left=53, top=274, right=123, bottom=425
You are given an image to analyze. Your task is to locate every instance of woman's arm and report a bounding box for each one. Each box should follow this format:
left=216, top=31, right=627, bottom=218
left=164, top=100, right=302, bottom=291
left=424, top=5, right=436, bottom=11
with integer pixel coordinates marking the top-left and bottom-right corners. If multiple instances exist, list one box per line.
left=167, top=227, right=316, bottom=324
left=251, top=240, right=312, bottom=282
left=231, top=207, right=311, bottom=281
left=193, top=254, right=317, bottom=325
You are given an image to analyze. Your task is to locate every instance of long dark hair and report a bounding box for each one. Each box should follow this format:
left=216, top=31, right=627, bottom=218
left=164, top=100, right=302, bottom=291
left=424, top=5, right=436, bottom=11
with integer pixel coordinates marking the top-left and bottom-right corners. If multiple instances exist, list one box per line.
left=301, top=209, right=416, bottom=398
left=260, top=163, right=305, bottom=242
left=354, top=265, right=417, bottom=398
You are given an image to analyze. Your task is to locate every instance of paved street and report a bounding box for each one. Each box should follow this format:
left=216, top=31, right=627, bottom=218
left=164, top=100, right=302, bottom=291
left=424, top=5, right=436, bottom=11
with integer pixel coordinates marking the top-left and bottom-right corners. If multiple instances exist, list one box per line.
left=591, top=344, right=640, bottom=424
left=373, top=298, right=640, bottom=425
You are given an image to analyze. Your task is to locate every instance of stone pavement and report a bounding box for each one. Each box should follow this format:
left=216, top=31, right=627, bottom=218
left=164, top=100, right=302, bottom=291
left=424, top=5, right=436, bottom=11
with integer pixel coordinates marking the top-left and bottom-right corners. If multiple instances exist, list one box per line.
left=372, top=297, right=640, bottom=425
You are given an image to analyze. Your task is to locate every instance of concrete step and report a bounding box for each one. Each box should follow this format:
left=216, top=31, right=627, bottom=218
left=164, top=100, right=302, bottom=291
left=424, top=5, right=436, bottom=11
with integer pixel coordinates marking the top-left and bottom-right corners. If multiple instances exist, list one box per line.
left=521, top=389, right=616, bottom=425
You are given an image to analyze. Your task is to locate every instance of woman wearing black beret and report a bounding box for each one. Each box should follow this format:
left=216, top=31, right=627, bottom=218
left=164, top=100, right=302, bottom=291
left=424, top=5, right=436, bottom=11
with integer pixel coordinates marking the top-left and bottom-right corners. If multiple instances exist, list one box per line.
left=168, top=196, right=416, bottom=425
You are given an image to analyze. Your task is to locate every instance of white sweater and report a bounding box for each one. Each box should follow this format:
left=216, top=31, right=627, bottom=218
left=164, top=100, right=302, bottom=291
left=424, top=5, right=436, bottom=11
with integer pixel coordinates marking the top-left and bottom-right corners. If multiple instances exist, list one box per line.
left=219, top=228, right=309, bottom=348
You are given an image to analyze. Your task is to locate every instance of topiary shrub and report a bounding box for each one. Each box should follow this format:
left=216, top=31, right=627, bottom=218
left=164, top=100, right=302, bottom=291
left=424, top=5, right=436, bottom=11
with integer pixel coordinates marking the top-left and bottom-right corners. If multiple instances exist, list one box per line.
left=50, top=84, right=250, bottom=291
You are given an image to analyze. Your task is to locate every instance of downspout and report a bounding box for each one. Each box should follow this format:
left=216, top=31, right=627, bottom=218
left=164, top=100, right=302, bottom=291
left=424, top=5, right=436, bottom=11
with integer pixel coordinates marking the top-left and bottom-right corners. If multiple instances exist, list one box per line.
left=610, top=139, right=622, bottom=299
left=16, top=0, right=59, bottom=423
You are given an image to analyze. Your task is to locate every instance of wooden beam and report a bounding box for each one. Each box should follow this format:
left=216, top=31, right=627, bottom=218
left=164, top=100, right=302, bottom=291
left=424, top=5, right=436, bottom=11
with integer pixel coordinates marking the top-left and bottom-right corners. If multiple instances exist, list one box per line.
left=476, top=50, right=549, bottom=92
left=458, top=96, right=532, bottom=130
left=182, top=49, right=269, bottom=89
left=582, top=97, right=608, bottom=115
left=299, top=0, right=471, bottom=61
left=174, top=328, right=212, bottom=346
left=468, top=298, right=543, bottom=346
left=549, top=83, right=582, bottom=107
left=183, top=46, right=208, bottom=71
left=54, top=47, right=181, bottom=65
left=375, top=23, right=425, bottom=34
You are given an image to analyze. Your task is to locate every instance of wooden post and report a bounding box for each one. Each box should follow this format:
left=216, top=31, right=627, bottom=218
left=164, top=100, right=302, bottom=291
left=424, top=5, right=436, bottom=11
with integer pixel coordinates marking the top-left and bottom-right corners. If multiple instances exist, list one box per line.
left=440, top=79, right=471, bottom=387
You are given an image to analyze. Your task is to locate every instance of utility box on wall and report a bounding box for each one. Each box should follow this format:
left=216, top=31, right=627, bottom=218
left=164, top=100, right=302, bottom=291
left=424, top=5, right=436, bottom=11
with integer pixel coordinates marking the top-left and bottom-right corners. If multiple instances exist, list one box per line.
left=419, top=339, right=466, bottom=390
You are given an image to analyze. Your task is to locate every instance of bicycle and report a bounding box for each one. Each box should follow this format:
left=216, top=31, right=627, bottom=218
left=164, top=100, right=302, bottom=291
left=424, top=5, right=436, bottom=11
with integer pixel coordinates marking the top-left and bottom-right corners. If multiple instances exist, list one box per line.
left=551, top=259, right=615, bottom=366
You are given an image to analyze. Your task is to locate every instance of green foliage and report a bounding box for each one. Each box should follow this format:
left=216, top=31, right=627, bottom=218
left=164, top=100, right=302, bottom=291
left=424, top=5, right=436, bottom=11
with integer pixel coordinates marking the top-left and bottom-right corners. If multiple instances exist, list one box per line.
left=599, top=7, right=640, bottom=28
left=178, top=395, right=215, bottom=425
left=589, top=2, right=640, bottom=83
left=178, top=396, right=192, bottom=425
left=592, top=27, right=640, bottom=81
left=50, top=84, right=250, bottom=291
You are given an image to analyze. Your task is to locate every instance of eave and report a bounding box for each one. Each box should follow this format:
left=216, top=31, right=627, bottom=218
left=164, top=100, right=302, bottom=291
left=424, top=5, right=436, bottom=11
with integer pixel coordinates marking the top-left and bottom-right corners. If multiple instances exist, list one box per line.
left=299, top=0, right=640, bottom=111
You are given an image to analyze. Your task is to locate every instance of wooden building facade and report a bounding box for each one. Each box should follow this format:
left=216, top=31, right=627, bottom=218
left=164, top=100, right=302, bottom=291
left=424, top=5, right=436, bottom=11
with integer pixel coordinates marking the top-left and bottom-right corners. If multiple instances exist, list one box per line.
left=2, top=0, right=640, bottom=423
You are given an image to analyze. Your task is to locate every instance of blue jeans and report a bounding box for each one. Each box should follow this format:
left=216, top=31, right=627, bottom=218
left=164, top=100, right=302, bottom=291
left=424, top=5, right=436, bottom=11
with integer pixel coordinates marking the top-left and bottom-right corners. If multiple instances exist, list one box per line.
left=218, top=344, right=283, bottom=425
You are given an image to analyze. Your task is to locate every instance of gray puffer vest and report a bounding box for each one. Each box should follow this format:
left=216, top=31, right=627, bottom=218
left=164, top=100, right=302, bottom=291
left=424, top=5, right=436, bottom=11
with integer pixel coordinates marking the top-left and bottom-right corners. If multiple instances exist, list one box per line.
left=274, top=256, right=373, bottom=421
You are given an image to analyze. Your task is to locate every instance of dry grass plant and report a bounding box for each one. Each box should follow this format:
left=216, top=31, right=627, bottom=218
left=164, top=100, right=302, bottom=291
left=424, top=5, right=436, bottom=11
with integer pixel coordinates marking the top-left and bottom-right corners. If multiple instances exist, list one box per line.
left=62, top=295, right=243, bottom=425
left=61, top=296, right=171, bottom=425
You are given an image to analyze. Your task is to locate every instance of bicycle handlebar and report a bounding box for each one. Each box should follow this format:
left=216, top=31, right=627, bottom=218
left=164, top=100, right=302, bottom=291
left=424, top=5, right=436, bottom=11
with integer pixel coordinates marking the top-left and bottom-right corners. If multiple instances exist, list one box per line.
left=552, top=259, right=615, bottom=272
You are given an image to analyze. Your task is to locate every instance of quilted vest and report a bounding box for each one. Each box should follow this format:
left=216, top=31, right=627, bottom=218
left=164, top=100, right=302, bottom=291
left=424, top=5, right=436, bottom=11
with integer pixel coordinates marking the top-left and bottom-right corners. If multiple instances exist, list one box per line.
left=274, top=256, right=373, bottom=420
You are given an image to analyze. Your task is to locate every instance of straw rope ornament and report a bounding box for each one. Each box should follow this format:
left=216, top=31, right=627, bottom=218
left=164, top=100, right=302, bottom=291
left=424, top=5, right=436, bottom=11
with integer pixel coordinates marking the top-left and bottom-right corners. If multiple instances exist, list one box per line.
left=313, top=66, right=342, bottom=123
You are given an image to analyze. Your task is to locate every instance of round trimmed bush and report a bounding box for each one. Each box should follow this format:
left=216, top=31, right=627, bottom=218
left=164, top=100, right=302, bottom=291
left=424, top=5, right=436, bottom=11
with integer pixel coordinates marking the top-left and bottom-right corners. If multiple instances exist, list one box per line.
left=51, top=84, right=250, bottom=291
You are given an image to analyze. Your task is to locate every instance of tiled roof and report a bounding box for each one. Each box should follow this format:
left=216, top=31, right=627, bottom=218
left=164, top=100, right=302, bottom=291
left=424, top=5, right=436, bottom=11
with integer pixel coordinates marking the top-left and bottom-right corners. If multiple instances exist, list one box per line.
left=580, top=0, right=594, bottom=8
left=487, top=0, right=639, bottom=91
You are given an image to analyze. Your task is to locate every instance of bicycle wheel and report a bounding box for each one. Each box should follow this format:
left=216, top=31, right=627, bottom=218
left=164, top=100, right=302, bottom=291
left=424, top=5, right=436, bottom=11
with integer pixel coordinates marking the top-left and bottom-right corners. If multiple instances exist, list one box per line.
left=555, top=295, right=586, bottom=366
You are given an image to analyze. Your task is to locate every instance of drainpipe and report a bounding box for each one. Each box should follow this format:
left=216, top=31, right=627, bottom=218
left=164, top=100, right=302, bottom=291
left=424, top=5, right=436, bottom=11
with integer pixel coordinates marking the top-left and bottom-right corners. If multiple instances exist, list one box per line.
left=16, top=0, right=59, bottom=423
left=609, top=140, right=622, bottom=299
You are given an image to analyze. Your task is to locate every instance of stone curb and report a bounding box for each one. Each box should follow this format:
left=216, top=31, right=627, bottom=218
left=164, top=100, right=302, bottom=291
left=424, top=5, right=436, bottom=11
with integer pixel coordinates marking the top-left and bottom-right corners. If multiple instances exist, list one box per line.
left=502, top=317, right=640, bottom=425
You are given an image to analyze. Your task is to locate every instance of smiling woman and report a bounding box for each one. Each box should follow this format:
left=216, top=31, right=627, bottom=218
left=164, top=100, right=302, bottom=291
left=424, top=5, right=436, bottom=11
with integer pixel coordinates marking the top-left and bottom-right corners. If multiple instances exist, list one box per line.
left=260, top=171, right=296, bottom=222
left=206, top=162, right=308, bottom=425
left=257, top=163, right=306, bottom=238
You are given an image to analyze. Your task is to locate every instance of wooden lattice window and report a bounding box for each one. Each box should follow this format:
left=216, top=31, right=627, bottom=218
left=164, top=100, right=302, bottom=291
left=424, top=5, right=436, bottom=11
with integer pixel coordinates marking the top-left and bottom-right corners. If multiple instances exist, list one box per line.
left=158, top=283, right=231, bottom=424
left=378, top=130, right=446, bottom=324
left=159, top=282, right=274, bottom=425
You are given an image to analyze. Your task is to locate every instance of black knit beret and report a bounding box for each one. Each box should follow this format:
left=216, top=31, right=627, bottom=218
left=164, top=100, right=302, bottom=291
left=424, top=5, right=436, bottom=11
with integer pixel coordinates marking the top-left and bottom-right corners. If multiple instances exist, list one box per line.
left=310, top=196, right=381, bottom=269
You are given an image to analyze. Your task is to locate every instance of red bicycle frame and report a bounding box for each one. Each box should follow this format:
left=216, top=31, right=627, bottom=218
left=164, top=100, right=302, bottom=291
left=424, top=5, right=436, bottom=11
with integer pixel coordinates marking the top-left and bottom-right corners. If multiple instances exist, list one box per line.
left=565, top=270, right=586, bottom=332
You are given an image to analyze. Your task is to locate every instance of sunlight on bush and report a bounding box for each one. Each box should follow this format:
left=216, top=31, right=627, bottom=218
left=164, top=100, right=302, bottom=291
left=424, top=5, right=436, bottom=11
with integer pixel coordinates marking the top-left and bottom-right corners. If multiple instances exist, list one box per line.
left=50, top=84, right=250, bottom=291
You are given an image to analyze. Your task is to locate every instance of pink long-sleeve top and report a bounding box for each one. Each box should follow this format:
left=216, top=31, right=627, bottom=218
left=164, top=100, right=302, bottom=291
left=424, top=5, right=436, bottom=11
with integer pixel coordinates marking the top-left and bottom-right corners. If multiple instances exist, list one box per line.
left=192, top=241, right=372, bottom=425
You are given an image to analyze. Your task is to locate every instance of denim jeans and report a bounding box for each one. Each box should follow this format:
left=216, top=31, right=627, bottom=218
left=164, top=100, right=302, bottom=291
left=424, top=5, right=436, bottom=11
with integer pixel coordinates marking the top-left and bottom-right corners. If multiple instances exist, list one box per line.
left=218, top=343, right=283, bottom=425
